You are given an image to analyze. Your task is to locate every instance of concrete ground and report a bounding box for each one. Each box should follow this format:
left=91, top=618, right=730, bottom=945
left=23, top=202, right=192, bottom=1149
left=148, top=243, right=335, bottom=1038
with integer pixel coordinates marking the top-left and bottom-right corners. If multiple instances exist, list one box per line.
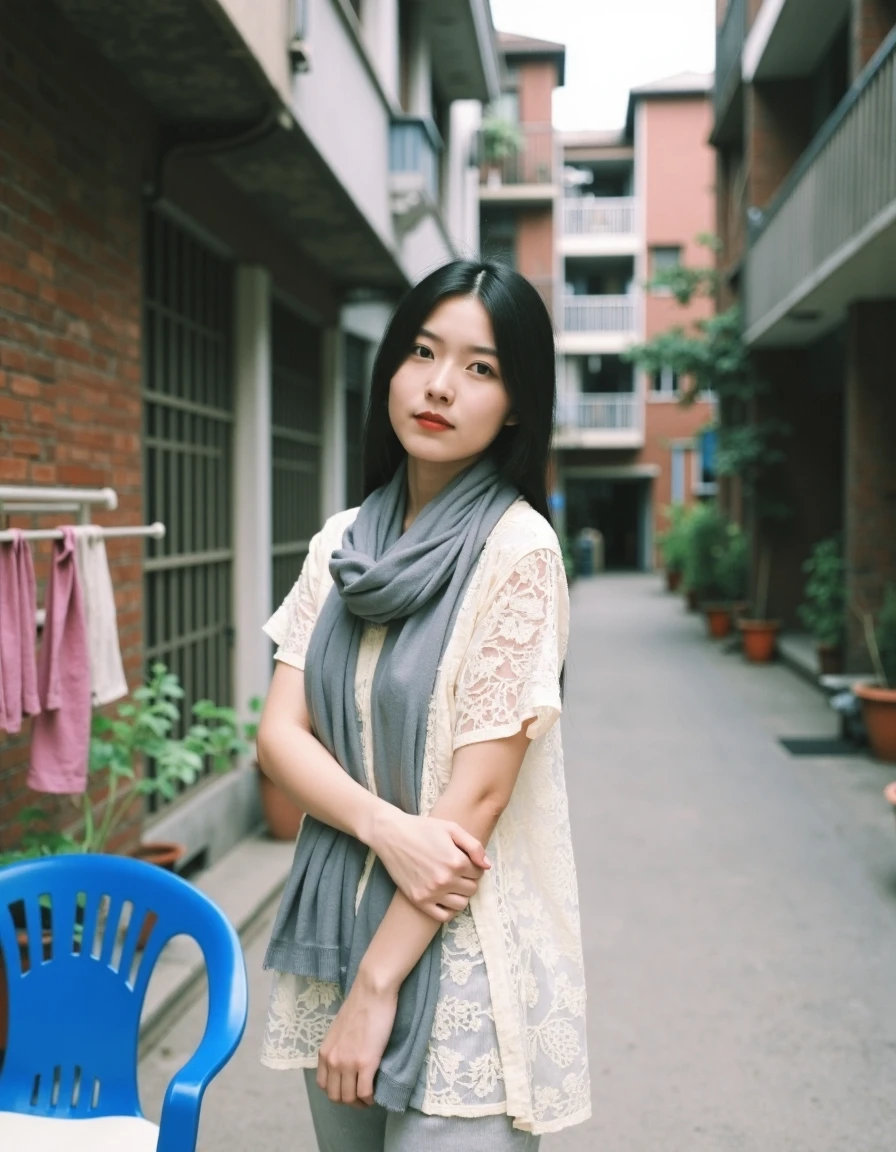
left=140, top=574, right=896, bottom=1150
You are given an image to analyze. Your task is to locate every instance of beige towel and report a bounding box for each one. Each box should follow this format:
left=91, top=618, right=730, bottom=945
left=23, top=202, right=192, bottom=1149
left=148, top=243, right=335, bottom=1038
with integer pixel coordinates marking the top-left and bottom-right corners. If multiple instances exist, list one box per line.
left=74, top=527, right=128, bottom=707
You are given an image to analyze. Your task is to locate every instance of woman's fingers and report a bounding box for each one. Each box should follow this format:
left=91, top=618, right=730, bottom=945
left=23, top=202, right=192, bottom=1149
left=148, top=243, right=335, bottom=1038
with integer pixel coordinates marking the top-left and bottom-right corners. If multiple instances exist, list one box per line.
left=357, top=1068, right=376, bottom=1108
left=448, top=822, right=491, bottom=869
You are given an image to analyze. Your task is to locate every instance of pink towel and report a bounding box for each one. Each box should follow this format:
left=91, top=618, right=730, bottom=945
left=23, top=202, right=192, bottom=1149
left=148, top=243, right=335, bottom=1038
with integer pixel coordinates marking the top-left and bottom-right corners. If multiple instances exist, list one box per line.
left=28, top=527, right=92, bottom=794
left=0, top=529, right=41, bottom=734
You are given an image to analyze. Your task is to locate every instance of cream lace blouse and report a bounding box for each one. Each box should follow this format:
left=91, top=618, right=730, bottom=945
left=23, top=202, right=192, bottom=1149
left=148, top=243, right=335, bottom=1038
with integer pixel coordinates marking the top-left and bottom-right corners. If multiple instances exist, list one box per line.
left=260, top=500, right=591, bottom=1134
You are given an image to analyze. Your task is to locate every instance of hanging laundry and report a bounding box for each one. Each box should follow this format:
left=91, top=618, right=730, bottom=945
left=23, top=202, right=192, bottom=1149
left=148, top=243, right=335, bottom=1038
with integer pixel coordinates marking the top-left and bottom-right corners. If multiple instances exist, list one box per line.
left=28, top=527, right=91, bottom=794
left=74, top=525, right=128, bottom=707
left=0, top=529, right=40, bottom=734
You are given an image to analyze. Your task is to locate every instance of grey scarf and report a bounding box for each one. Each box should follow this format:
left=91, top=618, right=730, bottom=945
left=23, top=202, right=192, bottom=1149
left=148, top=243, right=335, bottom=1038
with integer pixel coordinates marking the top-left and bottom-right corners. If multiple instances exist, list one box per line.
left=264, top=457, right=518, bottom=1111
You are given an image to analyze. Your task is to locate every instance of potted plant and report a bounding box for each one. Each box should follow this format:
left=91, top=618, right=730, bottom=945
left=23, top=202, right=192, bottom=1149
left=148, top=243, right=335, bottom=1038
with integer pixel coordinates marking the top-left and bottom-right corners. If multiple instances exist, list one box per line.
left=681, top=502, right=727, bottom=616
left=797, top=535, right=845, bottom=675
left=657, top=504, right=687, bottom=592
left=481, top=116, right=523, bottom=186
left=856, top=587, right=896, bottom=762
left=80, top=663, right=247, bottom=866
left=703, top=522, right=749, bottom=639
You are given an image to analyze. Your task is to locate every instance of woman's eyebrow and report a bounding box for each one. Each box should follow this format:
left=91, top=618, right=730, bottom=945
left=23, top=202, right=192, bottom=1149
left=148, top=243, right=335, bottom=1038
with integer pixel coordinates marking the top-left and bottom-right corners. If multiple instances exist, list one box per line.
left=418, top=327, right=498, bottom=358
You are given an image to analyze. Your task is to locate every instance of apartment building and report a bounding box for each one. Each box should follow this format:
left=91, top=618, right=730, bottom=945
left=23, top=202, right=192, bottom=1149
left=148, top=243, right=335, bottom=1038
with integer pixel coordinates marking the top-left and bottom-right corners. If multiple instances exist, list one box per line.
left=713, top=0, right=896, bottom=664
left=555, top=75, right=717, bottom=569
left=0, top=0, right=499, bottom=862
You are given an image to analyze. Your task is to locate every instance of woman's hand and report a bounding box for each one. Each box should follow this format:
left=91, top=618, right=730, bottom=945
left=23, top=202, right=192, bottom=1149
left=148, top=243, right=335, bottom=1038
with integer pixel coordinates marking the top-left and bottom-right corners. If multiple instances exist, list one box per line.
left=370, top=807, right=490, bottom=922
left=317, top=971, right=399, bottom=1107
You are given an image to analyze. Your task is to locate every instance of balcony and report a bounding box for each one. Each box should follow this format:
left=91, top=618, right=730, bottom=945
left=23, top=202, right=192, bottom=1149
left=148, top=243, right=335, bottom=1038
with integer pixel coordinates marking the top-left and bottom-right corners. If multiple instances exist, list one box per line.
left=479, top=123, right=559, bottom=204
left=561, top=197, right=638, bottom=257
left=553, top=393, right=644, bottom=449
left=713, top=0, right=746, bottom=142
left=389, top=115, right=442, bottom=232
left=745, top=26, right=896, bottom=347
left=558, top=294, right=640, bottom=354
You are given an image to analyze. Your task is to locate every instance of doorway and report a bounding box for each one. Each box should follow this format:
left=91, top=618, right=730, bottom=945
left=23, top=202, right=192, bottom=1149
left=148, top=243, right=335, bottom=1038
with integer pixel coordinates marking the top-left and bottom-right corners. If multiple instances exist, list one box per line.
left=566, top=476, right=651, bottom=570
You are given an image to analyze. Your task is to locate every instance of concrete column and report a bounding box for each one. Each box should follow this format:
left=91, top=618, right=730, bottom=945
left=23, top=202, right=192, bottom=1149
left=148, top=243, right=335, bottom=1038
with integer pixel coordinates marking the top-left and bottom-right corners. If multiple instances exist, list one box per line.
left=321, top=325, right=347, bottom=519
left=406, top=4, right=432, bottom=117
left=845, top=300, right=896, bottom=668
left=364, top=0, right=399, bottom=105
left=233, top=266, right=272, bottom=714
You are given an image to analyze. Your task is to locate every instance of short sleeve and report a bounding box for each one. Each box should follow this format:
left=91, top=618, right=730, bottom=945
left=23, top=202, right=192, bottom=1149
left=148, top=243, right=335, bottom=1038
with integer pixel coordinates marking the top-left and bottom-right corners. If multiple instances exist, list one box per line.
left=263, top=538, right=322, bottom=671
left=453, top=547, right=568, bottom=750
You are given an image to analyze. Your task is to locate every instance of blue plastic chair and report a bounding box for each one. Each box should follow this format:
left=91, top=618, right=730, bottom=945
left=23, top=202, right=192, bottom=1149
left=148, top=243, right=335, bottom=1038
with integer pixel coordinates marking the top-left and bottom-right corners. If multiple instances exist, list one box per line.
left=0, top=854, right=248, bottom=1151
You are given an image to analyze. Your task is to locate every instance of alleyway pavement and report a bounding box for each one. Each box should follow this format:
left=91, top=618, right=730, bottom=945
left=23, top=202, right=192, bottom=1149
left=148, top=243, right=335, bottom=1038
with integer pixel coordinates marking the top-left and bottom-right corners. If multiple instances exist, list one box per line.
left=140, top=575, right=896, bottom=1151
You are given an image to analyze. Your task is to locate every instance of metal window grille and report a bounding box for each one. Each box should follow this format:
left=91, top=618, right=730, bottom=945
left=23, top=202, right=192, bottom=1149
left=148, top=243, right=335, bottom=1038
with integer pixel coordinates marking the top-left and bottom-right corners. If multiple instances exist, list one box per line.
left=143, top=210, right=235, bottom=805
left=271, top=301, right=323, bottom=609
left=344, top=334, right=367, bottom=508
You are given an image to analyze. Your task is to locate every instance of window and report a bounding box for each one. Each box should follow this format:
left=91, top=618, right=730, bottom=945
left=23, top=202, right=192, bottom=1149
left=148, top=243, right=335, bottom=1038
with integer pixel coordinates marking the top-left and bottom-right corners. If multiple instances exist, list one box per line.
left=650, top=245, right=682, bottom=293
left=671, top=446, right=687, bottom=504
left=651, top=366, right=680, bottom=397
left=693, top=430, right=718, bottom=496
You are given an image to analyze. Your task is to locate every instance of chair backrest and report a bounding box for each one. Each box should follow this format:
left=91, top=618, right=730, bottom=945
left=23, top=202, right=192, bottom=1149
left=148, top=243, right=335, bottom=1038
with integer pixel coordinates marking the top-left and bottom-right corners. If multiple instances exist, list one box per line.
left=0, top=854, right=247, bottom=1121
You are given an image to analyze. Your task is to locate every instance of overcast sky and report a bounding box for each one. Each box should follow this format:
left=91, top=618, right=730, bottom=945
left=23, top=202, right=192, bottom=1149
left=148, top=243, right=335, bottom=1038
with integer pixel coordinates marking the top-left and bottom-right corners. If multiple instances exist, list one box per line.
left=488, top=0, right=716, bottom=130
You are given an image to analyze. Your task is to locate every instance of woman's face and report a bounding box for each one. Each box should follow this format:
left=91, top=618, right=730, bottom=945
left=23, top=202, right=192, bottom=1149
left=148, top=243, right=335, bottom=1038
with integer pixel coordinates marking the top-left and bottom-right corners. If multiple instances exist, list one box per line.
left=388, top=295, right=515, bottom=469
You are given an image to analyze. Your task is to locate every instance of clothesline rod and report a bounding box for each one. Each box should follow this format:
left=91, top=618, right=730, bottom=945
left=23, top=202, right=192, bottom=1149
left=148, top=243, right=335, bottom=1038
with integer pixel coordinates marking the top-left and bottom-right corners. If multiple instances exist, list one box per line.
left=0, top=503, right=83, bottom=514
left=0, top=522, right=166, bottom=543
left=0, top=485, right=118, bottom=509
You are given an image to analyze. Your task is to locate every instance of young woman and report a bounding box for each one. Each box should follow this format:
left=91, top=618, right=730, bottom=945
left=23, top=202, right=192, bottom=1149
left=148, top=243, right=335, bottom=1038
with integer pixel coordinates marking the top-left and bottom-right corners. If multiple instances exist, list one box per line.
left=257, top=260, right=589, bottom=1150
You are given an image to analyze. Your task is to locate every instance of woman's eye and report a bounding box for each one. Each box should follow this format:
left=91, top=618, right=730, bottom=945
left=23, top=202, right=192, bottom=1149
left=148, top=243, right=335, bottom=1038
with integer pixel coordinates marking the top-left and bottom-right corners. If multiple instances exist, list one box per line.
left=412, top=344, right=434, bottom=360
left=471, top=362, right=496, bottom=377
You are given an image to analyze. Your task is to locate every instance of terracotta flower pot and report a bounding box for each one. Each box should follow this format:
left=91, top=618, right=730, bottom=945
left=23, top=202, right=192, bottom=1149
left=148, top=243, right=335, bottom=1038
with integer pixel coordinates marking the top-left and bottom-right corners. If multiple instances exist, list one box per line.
left=739, top=619, right=780, bottom=663
left=855, top=682, right=896, bottom=763
left=817, top=644, right=843, bottom=676
left=665, top=569, right=682, bottom=593
left=256, top=764, right=304, bottom=842
left=129, top=841, right=186, bottom=871
left=703, top=603, right=733, bottom=639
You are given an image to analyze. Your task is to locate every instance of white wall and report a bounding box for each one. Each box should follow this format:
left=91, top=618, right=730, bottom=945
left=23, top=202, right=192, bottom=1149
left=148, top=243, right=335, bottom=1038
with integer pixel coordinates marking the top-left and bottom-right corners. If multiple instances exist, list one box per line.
left=447, top=100, right=482, bottom=258
left=292, top=0, right=396, bottom=249
left=217, top=0, right=292, bottom=105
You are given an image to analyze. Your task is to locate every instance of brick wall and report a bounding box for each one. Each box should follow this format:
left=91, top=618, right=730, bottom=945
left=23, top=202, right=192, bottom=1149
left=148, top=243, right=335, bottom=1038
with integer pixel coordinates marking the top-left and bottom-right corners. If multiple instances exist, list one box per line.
left=844, top=301, right=896, bottom=669
left=516, top=209, right=554, bottom=317
left=643, top=396, right=717, bottom=558
left=754, top=346, right=844, bottom=628
left=0, top=0, right=154, bottom=849
left=851, top=0, right=896, bottom=79
left=746, top=80, right=814, bottom=209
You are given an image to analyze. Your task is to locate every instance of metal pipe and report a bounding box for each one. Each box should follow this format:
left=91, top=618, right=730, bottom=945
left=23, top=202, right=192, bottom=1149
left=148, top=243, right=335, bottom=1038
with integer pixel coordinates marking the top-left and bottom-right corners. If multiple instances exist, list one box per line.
left=0, top=522, right=165, bottom=543
left=0, top=486, right=118, bottom=509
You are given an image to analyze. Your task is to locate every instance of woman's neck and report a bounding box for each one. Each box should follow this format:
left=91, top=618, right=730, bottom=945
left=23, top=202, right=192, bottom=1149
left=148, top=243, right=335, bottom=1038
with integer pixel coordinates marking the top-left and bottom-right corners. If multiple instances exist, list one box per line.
left=403, top=455, right=478, bottom=531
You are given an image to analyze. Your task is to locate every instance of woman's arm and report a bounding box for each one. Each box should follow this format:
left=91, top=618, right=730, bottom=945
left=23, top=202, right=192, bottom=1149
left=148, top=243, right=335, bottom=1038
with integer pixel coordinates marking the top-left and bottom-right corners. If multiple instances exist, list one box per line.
left=317, top=724, right=532, bottom=1106
left=257, top=662, right=490, bottom=918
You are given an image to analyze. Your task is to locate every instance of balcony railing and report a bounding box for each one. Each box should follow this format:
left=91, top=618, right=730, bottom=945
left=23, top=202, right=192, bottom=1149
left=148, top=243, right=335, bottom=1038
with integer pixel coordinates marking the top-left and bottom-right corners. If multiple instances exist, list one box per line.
left=745, top=25, right=896, bottom=340
left=556, top=393, right=641, bottom=432
left=480, top=123, right=557, bottom=188
left=563, top=294, right=638, bottom=334
left=714, top=0, right=746, bottom=119
left=563, top=197, right=636, bottom=237
left=390, top=115, right=441, bottom=201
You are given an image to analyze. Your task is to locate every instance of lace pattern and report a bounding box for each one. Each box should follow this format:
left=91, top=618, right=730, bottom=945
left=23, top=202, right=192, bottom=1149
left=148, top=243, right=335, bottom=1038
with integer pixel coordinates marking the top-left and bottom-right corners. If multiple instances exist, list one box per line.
left=259, top=503, right=590, bottom=1134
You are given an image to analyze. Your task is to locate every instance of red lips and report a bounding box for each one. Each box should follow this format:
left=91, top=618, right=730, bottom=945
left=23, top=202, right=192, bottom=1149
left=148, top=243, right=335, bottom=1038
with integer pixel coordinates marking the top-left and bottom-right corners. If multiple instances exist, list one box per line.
left=414, top=411, right=454, bottom=429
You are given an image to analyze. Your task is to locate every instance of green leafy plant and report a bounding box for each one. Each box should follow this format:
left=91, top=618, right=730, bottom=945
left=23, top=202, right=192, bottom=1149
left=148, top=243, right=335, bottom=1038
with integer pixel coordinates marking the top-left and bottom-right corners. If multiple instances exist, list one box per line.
left=682, top=502, right=729, bottom=601
left=798, top=536, right=845, bottom=649
left=657, top=503, right=689, bottom=576
left=80, top=663, right=248, bottom=853
left=715, top=522, right=749, bottom=604
left=481, top=116, right=524, bottom=164
left=861, top=586, right=896, bottom=689
left=0, top=807, right=79, bottom=867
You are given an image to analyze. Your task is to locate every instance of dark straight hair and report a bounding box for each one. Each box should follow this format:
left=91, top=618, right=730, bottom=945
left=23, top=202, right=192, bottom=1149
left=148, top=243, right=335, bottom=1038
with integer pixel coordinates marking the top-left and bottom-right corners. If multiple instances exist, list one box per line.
left=361, top=260, right=556, bottom=524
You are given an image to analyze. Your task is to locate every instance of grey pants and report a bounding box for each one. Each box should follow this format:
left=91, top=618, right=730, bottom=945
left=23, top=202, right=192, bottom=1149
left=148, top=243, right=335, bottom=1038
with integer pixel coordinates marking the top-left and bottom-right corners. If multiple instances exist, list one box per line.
left=303, top=1070, right=542, bottom=1152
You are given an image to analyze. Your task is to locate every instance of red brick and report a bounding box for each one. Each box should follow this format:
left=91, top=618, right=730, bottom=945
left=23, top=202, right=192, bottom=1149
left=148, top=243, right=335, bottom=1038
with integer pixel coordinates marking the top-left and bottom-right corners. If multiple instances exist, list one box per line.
left=0, top=396, right=27, bottom=420
left=9, top=373, right=42, bottom=396
left=29, top=462, right=57, bottom=483
left=0, top=457, right=28, bottom=480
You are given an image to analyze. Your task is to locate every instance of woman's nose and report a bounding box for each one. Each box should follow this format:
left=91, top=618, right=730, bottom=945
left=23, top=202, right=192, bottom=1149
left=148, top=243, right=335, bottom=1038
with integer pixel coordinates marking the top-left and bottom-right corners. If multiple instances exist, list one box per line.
left=425, top=365, right=453, bottom=402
